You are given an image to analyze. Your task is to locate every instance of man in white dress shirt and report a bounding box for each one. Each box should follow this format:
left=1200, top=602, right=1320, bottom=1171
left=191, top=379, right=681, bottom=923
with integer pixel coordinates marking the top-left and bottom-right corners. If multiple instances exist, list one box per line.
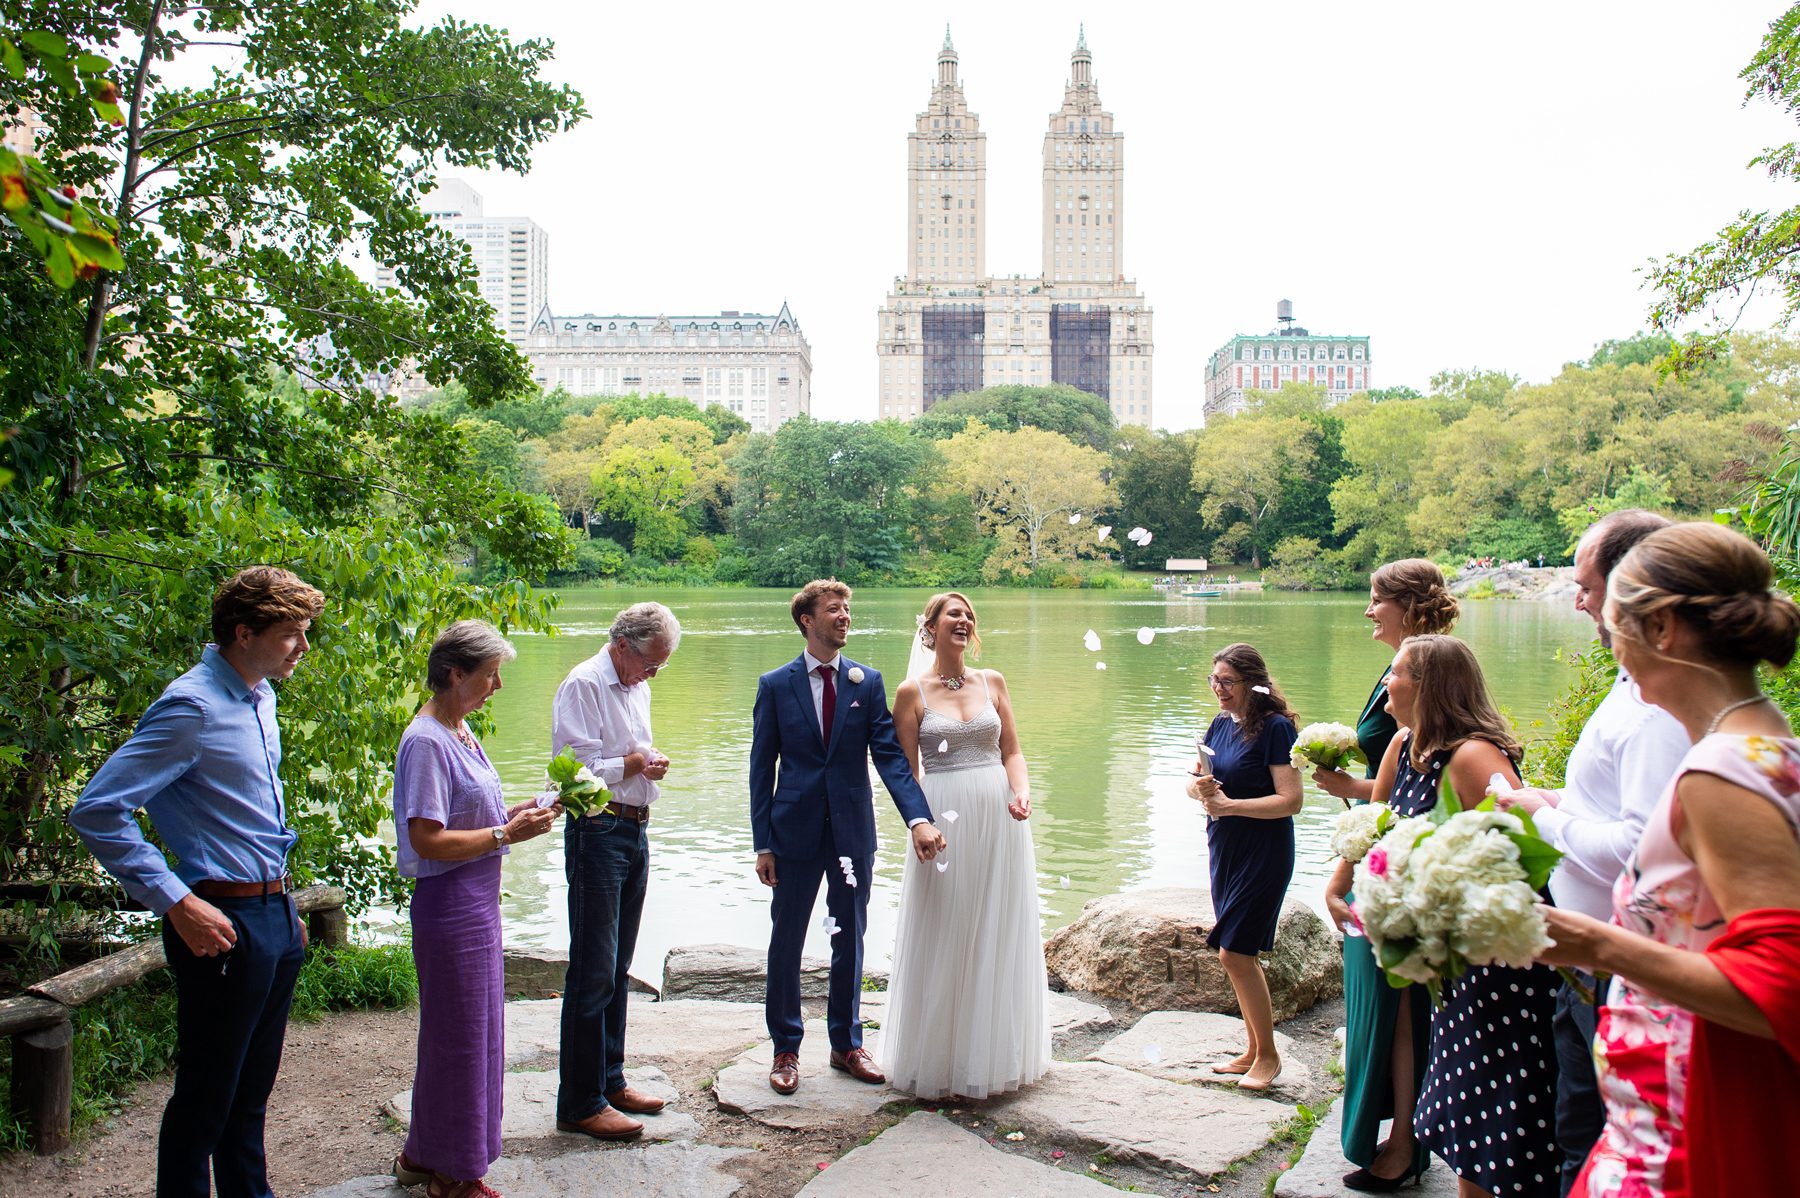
left=1497, top=510, right=1687, bottom=1194
left=551, top=601, right=680, bottom=1142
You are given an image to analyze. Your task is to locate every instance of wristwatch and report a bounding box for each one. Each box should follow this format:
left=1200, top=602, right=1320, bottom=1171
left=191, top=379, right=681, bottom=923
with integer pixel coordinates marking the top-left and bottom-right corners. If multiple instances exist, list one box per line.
left=491, top=826, right=507, bottom=846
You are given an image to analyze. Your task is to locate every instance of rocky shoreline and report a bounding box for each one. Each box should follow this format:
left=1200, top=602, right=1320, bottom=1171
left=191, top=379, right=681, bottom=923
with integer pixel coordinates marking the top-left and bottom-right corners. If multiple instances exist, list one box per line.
left=1449, top=564, right=1579, bottom=603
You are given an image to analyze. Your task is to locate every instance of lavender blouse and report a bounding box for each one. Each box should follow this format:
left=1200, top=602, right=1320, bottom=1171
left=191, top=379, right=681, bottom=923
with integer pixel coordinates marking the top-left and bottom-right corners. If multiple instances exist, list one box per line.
left=392, top=715, right=508, bottom=879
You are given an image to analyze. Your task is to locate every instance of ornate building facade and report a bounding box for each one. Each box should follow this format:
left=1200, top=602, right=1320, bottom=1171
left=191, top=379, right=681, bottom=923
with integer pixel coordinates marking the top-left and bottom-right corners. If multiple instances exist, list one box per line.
left=876, top=30, right=1155, bottom=425
left=521, top=302, right=812, bottom=434
left=1202, top=300, right=1372, bottom=422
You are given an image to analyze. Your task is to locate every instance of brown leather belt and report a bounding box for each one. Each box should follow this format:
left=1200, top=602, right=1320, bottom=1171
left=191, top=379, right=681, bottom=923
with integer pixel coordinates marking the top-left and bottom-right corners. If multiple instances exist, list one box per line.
left=590, top=800, right=650, bottom=824
left=194, top=875, right=292, bottom=898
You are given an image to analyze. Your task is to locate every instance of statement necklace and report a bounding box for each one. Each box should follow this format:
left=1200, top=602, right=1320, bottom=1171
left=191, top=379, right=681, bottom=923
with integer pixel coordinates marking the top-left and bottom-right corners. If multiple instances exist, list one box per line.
left=938, top=673, right=967, bottom=691
left=1705, top=693, right=1771, bottom=736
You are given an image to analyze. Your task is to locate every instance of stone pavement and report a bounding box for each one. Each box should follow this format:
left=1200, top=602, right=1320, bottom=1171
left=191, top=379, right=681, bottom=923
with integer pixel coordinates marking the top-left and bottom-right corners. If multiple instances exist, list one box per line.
left=795, top=1110, right=1117, bottom=1196
left=1086, top=1009, right=1317, bottom=1100
left=1273, top=1102, right=1457, bottom=1198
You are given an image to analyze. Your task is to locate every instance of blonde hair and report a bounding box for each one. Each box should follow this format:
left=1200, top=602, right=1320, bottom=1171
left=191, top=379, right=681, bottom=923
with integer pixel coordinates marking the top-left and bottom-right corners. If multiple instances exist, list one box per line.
left=1371, top=558, right=1459, bottom=636
left=1397, top=634, right=1521, bottom=770
left=919, top=591, right=982, bottom=657
left=1606, top=523, right=1800, bottom=670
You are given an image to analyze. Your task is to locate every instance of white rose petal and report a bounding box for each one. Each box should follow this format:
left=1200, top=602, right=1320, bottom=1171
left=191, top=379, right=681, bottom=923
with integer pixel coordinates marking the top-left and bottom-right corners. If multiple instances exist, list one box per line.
left=1487, top=771, right=1516, bottom=799
left=1136, top=627, right=1155, bottom=645
left=941, top=810, right=959, bottom=824
left=1127, top=526, right=1148, bottom=542
left=1083, top=629, right=1102, bottom=652
left=1096, top=661, right=1107, bottom=670
left=1252, top=685, right=1271, bottom=694
left=1097, top=525, right=1112, bottom=542
left=1143, top=1044, right=1164, bottom=1065
left=1137, top=531, right=1153, bottom=545
left=935, top=859, right=949, bottom=872
left=1059, top=875, right=1070, bottom=889
left=1069, top=512, right=1082, bottom=524
left=937, top=739, right=949, bottom=753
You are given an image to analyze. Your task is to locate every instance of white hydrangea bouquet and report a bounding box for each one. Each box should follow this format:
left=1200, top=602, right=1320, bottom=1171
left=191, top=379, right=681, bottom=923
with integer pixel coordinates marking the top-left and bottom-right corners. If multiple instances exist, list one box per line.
left=542, top=748, right=608, bottom=817
left=1290, top=721, right=1367, bottom=781
left=1350, top=774, right=1572, bottom=1006
left=1331, top=802, right=1392, bottom=865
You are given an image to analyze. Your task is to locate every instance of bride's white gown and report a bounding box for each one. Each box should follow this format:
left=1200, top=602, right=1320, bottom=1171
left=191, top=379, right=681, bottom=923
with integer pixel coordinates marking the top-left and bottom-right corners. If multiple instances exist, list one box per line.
left=878, top=675, right=1049, bottom=1098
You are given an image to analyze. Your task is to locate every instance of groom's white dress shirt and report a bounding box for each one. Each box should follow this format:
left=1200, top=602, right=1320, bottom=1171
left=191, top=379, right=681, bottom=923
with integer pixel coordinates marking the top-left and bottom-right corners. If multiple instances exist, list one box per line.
left=552, top=647, right=658, bottom=809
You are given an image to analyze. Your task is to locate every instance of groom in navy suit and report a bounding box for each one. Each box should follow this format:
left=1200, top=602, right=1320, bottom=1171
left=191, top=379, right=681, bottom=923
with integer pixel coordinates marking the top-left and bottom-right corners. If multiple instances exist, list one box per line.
left=750, top=578, right=944, bottom=1094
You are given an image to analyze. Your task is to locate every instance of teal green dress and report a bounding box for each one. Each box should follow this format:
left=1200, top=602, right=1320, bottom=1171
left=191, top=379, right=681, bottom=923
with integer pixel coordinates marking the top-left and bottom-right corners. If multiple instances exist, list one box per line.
left=1338, top=674, right=1432, bottom=1173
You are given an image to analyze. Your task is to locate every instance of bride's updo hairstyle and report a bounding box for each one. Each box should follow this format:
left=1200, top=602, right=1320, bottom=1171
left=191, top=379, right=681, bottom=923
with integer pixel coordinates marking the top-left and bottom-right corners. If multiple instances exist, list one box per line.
left=1605, top=523, right=1800, bottom=670
left=919, top=591, right=982, bottom=657
left=1371, top=558, right=1459, bottom=636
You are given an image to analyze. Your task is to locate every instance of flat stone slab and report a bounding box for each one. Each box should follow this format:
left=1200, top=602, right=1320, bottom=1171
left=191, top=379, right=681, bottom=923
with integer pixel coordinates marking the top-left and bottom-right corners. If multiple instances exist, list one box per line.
left=981, top=1060, right=1292, bottom=1178
left=386, top=1067, right=696, bottom=1142
left=663, top=942, right=886, bottom=1002
left=505, top=996, right=767, bottom=1069
left=303, top=1144, right=748, bottom=1198
left=1086, top=1010, right=1315, bottom=1099
left=797, top=1109, right=1116, bottom=1196
left=859, top=988, right=1111, bottom=1044
left=713, top=1018, right=902, bottom=1130
left=1274, top=1102, right=1457, bottom=1197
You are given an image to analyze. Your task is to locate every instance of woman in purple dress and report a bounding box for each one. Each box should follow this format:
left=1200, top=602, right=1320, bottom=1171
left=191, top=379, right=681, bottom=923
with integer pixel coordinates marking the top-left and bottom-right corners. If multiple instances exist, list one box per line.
left=391, top=621, right=559, bottom=1198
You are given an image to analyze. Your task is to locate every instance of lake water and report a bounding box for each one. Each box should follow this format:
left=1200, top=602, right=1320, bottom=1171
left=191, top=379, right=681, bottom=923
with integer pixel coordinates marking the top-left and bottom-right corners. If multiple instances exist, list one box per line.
left=417, top=587, right=1593, bottom=986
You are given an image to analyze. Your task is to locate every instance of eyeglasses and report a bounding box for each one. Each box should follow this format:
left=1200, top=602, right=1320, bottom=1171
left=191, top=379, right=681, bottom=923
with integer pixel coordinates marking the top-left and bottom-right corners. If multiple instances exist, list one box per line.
left=1208, top=674, right=1242, bottom=690
left=632, top=645, right=671, bottom=676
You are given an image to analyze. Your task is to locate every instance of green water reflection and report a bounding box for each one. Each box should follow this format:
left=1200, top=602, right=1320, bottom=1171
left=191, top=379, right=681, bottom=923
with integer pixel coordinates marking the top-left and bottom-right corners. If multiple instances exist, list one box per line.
left=438, top=587, right=1592, bottom=985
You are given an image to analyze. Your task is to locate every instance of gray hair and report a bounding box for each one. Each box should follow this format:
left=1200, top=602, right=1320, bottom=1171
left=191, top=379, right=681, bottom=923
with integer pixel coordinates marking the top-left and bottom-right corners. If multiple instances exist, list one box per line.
left=610, top=602, right=682, bottom=654
left=425, top=619, right=517, bottom=693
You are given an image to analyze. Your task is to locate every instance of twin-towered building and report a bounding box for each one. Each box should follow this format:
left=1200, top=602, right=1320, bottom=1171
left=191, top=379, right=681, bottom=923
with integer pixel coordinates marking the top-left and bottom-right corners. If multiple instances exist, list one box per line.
left=876, top=29, right=1155, bottom=427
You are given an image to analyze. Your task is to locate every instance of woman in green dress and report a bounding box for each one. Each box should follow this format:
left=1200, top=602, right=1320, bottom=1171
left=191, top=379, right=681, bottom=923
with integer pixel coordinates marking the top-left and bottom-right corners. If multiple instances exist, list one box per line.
left=1317, top=559, right=1459, bottom=1192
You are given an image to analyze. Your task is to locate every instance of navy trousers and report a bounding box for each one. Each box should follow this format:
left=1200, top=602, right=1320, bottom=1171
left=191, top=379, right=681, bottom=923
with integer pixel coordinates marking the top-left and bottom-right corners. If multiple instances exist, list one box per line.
left=1553, top=971, right=1604, bottom=1195
left=765, top=846, right=872, bottom=1055
left=557, top=813, right=649, bottom=1121
left=158, top=893, right=305, bottom=1198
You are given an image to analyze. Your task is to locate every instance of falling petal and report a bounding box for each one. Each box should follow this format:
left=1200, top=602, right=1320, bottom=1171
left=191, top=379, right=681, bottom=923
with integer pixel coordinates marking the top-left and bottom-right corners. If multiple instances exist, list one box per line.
left=941, top=810, right=959, bottom=824
left=1138, top=531, right=1153, bottom=546
left=935, top=859, right=949, bottom=872
left=937, top=739, right=950, bottom=753
left=1059, top=876, right=1071, bottom=889
left=1252, top=684, right=1271, bottom=694
left=1136, top=627, right=1155, bottom=645
left=1487, top=771, right=1517, bottom=798
left=1128, top=526, right=1148, bottom=542
left=1083, top=629, right=1101, bottom=652
left=1095, top=661, right=1107, bottom=670
left=1143, top=1044, right=1164, bottom=1064
left=1069, top=512, right=1082, bottom=524
left=1097, top=524, right=1112, bottom=542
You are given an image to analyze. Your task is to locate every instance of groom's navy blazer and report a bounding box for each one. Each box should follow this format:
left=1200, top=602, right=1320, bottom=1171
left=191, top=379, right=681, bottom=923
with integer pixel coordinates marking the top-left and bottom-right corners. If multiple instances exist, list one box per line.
left=749, top=653, right=931, bottom=860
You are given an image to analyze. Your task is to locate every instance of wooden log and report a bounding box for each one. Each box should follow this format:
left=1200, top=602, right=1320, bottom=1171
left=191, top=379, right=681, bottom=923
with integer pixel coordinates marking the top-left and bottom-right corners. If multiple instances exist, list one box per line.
left=27, top=938, right=165, bottom=1008
left=11, top=1019, right=72, bottom=1155
left=292, top=884, right=346, bottom=916
left=0, top=996, right=71, bottom=1037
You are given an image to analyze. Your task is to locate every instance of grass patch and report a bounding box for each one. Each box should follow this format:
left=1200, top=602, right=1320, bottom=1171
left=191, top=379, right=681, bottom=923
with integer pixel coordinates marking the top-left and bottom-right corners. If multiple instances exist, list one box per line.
left=1264, top=1099, right=1333, bottom=1195
left=0, top=940, right=416, bottom=1154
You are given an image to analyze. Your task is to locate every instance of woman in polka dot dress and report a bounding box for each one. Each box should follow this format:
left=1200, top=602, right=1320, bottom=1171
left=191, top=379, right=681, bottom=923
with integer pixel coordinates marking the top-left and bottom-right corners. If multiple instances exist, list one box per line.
left=1401, top=636, right=1562, bottom=1198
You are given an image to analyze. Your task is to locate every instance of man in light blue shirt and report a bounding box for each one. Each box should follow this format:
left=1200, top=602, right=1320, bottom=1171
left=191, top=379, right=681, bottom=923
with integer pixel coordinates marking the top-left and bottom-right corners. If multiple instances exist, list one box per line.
left=71, top=566, right=323, bottom=1198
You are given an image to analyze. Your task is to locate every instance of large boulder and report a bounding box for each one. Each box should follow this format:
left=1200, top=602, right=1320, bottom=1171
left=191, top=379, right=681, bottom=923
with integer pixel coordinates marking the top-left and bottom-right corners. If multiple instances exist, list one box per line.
left=661, top=942, right=888, bottom=1002
left=1043, top=887, right=1340, bottom=1020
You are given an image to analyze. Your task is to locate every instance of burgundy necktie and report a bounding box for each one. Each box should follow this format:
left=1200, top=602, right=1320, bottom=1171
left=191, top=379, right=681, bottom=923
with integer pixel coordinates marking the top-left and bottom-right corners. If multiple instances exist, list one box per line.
left=817, top=663, right=836, bottom=743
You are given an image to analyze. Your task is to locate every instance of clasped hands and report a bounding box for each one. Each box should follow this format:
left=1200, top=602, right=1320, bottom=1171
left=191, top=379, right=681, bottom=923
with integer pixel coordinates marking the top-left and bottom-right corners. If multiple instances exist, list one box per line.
left=1186, top=773, right=1234, bottom=818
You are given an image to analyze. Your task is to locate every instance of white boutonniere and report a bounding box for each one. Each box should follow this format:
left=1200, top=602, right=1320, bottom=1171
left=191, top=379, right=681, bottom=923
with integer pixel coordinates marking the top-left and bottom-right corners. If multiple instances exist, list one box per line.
left=846, top=666, right=865, bottom=684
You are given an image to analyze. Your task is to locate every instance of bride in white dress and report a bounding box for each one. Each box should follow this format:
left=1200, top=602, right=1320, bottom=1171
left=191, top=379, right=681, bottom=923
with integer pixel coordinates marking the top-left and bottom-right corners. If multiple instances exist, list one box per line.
left=878, top=591, right=1049, bottom=1099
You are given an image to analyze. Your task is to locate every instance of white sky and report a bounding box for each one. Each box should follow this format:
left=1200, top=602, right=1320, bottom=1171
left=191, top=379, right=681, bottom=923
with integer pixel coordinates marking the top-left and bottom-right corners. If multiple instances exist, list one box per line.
left=417, top=1, right=1799, bottom=429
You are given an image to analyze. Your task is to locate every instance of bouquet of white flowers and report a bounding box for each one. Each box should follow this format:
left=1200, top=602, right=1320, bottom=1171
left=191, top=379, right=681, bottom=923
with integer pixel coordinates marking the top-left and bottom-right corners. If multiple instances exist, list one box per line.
left=1290, top=722, right=1367, bottom=777
left=1351, top=776, right=1567, bottom=1005
left=1331, top=803, right=1393, bottom=864
left=542, top=748, right=608, bottom=817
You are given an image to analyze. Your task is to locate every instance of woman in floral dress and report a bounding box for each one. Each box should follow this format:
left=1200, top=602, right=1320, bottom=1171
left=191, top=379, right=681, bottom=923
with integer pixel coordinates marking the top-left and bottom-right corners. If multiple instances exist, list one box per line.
left=1540, top=523, right=1800, bottom=1198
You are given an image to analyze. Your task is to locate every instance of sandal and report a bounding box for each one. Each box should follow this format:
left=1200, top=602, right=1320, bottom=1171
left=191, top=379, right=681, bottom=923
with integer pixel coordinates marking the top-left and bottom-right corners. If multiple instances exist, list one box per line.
left=427, top=1175, right=503, bottom=1198
left=393, top=1152, right=430, bottom=1187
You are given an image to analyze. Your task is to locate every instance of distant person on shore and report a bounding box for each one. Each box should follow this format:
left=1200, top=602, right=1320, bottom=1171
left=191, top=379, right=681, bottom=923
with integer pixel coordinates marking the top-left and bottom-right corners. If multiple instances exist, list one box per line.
left=749, top=579, right=944, bottom=1096
left=1188, top=643, right=1300, bottom=1091
left=1492, top=510, right=1686, bottom=1193
left=552, top=602, right=682, bottom=1141
left=1537, top=523, right=1800, bottom=1198
left=1317, top=559, right=1458, bottom=1190
left=391, top=621, right=558, bottom=1198
left=69, top=566, right=324, bottom=1198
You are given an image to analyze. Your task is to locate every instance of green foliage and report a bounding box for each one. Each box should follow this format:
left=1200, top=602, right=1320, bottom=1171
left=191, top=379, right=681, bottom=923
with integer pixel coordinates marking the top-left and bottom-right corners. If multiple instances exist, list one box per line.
left=602, top=392, right=750, bottom=443
left=1264, top=535, right=1358, bottom=591
left=1463, top=514, right=1566, bottom=564
left=290, top=941, right=419, bottom=1019
left=1109, top=427, right=1206, bottom=567
left=1525, top=644, right=1616, bottom=788
left=0, top=3, right=584, bottom=933
left=912, top=384, right=1118, bottom=452
left=1556, top=468, right=1677, bottom=552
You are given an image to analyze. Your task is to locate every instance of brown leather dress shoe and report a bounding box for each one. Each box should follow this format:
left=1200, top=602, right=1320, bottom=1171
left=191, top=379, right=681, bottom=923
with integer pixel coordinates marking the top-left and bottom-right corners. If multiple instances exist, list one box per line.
left=555, top=1107, right=644, bottom=1141
left=830, top=1047, right=886, bottom=1084
left=769, top=1051, right=800, bottom=1094
left=605, top=1085, right=666, bottom=1114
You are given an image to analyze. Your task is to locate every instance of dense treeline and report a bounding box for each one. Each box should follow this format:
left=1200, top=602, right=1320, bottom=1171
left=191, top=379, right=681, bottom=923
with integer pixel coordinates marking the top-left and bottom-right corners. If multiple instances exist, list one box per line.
left=430, top=332, right=1796, bottom=590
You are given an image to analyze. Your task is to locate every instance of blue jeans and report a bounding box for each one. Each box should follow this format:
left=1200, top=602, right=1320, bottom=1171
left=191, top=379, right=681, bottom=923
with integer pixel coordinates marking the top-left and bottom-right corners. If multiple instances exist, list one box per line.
left=1554, top=970, right=1603, bottom=1195
left=557, top=813, right=648, bottom=1121
left=158, top=893, right=305, bottom=1198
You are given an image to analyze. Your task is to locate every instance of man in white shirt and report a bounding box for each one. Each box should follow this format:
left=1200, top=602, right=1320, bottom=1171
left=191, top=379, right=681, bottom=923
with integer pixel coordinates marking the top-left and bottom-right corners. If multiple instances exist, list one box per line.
left=551, top=602, right=680, bottom=1142
left=1498, top=510, right=1686, bottom=1193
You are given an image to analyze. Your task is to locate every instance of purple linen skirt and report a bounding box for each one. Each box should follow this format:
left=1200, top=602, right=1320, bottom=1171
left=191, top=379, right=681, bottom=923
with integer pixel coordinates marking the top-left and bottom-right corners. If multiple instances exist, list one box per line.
left=404, top=854, right=504, bottom=1181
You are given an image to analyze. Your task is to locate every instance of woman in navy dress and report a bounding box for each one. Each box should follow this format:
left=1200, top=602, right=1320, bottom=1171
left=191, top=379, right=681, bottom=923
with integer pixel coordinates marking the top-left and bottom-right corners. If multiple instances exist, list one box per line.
left=1190, top=642, right=1301, bottom=1091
